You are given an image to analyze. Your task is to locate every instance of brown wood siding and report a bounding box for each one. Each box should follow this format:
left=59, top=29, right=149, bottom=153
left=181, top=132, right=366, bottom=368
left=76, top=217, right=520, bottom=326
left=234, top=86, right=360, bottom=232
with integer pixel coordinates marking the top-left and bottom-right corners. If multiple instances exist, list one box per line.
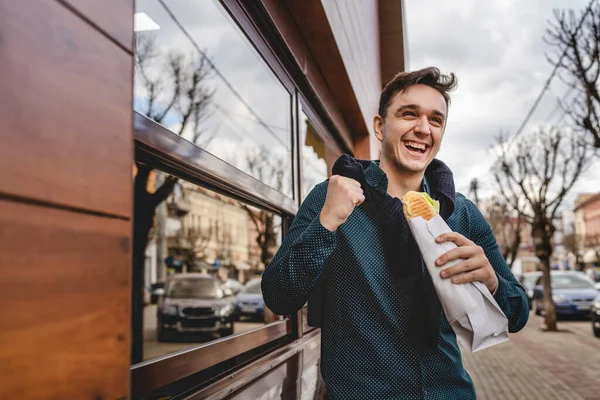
left=0, top=0, right=134, bottom=398
left=0, top=0, right=133, bottom=218
left=59, top=0, right=134, bottom=51
left=0, top=200, right=131, bottom=400
left=321, top=0, right=381, bottom=138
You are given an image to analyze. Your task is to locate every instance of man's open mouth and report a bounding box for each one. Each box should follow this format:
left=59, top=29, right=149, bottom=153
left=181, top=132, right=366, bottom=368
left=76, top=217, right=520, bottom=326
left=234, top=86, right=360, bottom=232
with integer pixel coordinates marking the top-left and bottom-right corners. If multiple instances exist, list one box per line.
left=403, top=140, right=429, bottom=155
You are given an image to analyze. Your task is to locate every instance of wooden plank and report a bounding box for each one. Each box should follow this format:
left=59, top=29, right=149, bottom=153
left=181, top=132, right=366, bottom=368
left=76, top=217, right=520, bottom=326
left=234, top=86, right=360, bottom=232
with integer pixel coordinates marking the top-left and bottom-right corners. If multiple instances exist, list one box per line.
left=0, top=199, right=131, bottom=400
left=59, top=0, right=134, bottom=52
left=0, top=0, right=133, bottom=218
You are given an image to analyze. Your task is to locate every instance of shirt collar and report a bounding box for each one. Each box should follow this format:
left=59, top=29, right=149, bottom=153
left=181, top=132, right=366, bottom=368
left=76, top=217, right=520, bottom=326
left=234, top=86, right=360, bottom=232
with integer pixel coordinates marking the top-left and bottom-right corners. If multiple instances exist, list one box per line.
left=364, top=160, right=430, bottom=195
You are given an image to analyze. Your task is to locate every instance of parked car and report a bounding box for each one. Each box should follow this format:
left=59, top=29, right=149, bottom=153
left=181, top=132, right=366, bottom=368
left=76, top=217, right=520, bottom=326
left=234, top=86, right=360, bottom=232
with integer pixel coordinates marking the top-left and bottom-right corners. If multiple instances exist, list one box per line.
left=532, top=271, right=598, bottom=318
left=233, top=278, right=265, bottom=321
left=221, top=278, right=244, bottom=297
left=518, top=271, right=542, bottom=309
left=592, top=294, right=600, bottom=338
left=156, top=273, right=235, bottom=342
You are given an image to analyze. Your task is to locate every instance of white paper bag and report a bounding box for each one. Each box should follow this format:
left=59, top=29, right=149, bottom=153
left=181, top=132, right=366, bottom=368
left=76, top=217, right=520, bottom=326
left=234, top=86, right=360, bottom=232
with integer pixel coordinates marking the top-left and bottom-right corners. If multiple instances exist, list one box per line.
left=407, top=215, right=509, bottom=352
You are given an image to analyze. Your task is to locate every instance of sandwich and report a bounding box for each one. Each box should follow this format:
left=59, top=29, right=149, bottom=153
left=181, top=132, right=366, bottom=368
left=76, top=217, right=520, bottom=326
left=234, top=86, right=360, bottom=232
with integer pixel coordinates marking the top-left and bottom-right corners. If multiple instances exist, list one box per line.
left=401, top=191, right=440, bottom=221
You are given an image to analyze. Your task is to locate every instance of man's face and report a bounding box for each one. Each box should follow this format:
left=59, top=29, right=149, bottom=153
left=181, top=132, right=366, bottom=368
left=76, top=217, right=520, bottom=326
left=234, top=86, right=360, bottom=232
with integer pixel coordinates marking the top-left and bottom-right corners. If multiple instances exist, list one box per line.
left=374, top=84, right=447, bottom=173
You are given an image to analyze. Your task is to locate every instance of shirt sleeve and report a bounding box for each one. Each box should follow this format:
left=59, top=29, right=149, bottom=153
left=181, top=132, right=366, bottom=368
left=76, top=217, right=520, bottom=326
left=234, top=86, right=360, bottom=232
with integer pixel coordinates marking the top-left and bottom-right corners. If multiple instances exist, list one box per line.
left=465, top=199, right=529, bottom=333
left=261, top=182, right=338, bottom=316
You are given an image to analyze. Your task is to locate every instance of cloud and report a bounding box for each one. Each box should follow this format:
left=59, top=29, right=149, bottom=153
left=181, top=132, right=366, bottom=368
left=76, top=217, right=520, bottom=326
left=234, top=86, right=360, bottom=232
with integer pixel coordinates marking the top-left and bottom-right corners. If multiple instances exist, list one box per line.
left=405, top=0, right=593, bottom=207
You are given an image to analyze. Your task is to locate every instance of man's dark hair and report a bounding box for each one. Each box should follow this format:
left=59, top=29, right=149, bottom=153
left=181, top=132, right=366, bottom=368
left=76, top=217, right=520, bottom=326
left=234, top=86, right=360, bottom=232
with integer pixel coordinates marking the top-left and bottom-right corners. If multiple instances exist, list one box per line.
left=378, top=67, right=458, bottom=118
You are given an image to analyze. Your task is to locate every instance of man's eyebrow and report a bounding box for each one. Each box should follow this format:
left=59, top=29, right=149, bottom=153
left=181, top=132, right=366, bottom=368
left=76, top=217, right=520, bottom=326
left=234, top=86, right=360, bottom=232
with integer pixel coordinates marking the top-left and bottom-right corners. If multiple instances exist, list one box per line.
left=431, top=109, right=446, bottom=119
left=395, top=104, right=419, bottom=113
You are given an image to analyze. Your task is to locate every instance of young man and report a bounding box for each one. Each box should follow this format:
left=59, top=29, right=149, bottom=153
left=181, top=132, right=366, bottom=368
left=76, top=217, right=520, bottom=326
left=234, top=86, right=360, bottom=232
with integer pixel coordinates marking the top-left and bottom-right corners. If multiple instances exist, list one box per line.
left=261, top=67, right=528, bottom=399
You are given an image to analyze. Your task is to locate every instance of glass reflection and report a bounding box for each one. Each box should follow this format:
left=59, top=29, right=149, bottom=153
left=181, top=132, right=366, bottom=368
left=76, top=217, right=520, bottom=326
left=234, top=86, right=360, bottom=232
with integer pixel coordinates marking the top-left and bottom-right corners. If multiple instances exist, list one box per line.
left=134, top=0, right=292, bottom=197
left=300, top=112, right=329, bottom=200
left=137, top=169, right=283, bottom=362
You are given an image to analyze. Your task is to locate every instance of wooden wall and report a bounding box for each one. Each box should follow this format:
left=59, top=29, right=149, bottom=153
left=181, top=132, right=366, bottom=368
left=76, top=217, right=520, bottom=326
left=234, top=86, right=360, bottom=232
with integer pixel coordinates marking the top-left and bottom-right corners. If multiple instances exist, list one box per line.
left=0, top=0, right=134, bottom=398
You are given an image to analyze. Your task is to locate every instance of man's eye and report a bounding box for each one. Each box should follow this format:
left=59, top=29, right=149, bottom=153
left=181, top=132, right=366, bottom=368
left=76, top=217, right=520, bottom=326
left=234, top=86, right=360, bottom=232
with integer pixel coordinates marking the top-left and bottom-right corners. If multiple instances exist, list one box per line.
left=431, top=117, right=443, bottom=125
left=402, top=111, right=417, bottom=117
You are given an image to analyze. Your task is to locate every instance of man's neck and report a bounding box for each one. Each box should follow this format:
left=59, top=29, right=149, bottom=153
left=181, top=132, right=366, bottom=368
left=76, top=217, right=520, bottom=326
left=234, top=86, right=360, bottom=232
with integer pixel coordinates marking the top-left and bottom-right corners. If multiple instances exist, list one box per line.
left=379, top=158, right=425, bottom=199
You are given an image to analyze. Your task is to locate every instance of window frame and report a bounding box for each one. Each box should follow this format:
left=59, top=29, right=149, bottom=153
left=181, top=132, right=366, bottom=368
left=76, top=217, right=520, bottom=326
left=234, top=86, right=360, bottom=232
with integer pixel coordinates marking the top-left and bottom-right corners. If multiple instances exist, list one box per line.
left=130, top=0, right=347, bottom=397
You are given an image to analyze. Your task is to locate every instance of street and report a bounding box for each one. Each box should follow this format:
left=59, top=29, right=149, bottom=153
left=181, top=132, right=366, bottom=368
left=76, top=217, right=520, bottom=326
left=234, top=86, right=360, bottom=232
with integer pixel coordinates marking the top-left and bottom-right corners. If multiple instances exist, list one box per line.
left=463, top=312, right=600, bottom=400
left=143, top=305, right=264, bottom=361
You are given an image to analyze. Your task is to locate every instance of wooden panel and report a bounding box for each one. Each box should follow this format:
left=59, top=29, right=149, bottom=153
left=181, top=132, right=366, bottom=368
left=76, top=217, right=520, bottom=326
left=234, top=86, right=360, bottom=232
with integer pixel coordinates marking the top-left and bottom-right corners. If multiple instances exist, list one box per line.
left=379, top=0, right=407, bottom=85
left=320, top=0, right=381, bottom=132
left=132, top=320, right=290, bottom=397
left=0, top=200, right=131, bottom=400
left=0, top=0, right=133, bottom=218
left=60, top=0, right=134, bottom=51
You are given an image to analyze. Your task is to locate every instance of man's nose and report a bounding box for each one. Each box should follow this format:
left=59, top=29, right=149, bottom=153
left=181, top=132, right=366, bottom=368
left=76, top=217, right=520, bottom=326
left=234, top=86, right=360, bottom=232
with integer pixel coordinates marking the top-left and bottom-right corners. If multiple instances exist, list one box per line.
left=414, top=116, right=431, bottom=136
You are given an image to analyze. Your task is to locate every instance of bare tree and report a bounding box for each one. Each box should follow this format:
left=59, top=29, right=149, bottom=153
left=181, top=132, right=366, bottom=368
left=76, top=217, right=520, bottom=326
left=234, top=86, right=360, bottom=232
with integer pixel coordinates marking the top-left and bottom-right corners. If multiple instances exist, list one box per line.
left=131, top=33, right=215, bottom=363
left=240, top=147, right=286, bottom=267
left=546, top=1, right=600, bottom=147
left=562, top=232, right=585, bottom=270
left=493, top=127, right=593, bottom=331
left=486, top=197, right=522, bottom=268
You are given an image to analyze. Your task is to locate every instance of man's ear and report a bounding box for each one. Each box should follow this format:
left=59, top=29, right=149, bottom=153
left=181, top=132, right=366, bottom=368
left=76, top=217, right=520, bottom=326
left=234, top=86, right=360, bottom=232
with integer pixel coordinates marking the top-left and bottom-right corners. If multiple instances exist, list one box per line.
left=373, top=115, right=384, bottom=142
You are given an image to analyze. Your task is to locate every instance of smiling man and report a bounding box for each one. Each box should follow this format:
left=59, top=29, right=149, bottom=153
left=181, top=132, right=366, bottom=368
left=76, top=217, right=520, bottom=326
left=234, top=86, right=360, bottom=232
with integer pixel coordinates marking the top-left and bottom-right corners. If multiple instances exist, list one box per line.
left=262, top=67, right=529, bottom=399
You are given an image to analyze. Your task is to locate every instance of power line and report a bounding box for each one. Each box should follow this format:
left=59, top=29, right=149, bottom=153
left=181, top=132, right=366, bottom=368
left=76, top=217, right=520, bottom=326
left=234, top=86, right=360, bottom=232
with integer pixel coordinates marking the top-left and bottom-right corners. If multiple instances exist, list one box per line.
left=156, top=0, right=290, bottom=150
left=505, top=0, right=595, bottom=148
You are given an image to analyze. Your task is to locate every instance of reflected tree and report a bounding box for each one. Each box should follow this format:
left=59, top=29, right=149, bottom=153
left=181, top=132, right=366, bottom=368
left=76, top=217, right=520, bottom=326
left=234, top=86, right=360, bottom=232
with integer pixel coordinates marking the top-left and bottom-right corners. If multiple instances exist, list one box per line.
left=240, top=147, right=285, bottom=268
left=493, top=128, right=593, bottom=331
left=132, top=33, right=215, bottom=363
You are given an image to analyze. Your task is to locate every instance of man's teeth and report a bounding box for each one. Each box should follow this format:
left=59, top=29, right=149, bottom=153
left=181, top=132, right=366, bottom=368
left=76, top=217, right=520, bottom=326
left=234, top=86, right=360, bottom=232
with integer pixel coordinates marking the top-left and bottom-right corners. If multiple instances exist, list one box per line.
left=405, top=141, right=427, bottom=151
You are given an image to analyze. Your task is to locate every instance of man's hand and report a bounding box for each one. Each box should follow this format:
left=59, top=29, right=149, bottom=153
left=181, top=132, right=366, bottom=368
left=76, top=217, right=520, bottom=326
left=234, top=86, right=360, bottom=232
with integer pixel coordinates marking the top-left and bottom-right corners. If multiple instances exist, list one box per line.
left=435, top=232, right=498, bottom=293
left=320, top=175, right=365, bottom=232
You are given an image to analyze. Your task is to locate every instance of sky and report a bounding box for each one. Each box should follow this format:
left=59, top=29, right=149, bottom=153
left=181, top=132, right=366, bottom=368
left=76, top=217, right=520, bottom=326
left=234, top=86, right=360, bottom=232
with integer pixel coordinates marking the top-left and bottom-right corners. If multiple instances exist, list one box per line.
left=404, top=0, right=598, bottom=216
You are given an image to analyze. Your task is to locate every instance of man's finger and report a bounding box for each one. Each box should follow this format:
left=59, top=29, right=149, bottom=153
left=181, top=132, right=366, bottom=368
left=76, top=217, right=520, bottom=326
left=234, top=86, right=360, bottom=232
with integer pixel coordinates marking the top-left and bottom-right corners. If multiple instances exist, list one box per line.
left=436, top=246, right=478, bottom=266
left=435, top=232, right=474, bottom=247
left=439, top=258, right=480, bottom=278
left=450, top=270, right=482, bottom=285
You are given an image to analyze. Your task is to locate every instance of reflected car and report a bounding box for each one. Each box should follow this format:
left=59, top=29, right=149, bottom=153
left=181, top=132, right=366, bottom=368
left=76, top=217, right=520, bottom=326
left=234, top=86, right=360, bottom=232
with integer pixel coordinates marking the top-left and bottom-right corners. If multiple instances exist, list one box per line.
left=592, top=294, right=600, bottom=338
left=233, top=278, right=265, bottom=321
left=222, top=278, right=244, bottom=297
left=156, top=273, right=235, bottom=342
left=532, top=271, right=598, bottom=317
left=518, top=272, right=542, bottom=309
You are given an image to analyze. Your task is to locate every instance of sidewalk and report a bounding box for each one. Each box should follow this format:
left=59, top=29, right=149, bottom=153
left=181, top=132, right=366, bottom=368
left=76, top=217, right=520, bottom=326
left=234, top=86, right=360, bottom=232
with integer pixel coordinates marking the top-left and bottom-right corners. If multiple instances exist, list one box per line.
left=462, top=313, right=600, bottom=400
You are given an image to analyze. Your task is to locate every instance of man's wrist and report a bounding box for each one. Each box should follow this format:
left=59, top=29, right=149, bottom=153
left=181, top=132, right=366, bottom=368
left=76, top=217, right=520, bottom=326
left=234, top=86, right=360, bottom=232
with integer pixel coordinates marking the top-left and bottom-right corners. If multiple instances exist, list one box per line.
left=319, top=214, right=340, bottom=232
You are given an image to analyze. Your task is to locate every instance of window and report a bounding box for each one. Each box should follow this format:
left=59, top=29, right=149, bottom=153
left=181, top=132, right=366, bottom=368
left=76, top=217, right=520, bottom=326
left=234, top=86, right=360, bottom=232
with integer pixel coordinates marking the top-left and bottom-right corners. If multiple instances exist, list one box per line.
left=134, top=0, right=293, bottom=197
left=134, top=169, right=284, bottom=363
left=299, top=110, right=334, bottom=200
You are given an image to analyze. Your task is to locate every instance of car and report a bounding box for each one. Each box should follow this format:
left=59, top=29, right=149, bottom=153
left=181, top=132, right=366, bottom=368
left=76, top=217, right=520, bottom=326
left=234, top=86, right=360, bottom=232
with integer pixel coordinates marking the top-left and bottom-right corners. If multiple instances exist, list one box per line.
left=592, top=294, right=600, bottom=337
left=221, top=278, right=244, bottom=297
left=518, top=271, right=542, bottom=309
left=233, top=278, right=265, bottom=321
left=156, top=273, right=236, bottom=342
left=532, top=271, right=598, bottom=318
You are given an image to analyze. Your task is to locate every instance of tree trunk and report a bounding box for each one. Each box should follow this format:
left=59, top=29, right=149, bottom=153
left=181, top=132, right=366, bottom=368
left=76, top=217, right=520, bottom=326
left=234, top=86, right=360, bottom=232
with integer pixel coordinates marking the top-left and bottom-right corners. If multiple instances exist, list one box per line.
left=532, top=209, right=558, bottom=331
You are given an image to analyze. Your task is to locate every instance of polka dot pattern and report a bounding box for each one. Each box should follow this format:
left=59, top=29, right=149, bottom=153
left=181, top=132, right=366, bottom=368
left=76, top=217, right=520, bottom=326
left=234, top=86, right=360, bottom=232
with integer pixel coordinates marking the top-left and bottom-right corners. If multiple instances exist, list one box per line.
left=262, top=162, right=529, bottom=399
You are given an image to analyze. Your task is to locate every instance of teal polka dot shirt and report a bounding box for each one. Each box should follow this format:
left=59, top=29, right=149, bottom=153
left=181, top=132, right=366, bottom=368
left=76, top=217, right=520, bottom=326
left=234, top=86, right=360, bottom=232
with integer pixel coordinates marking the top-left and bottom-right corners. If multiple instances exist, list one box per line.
left=262, top=161, right=529, bottom=400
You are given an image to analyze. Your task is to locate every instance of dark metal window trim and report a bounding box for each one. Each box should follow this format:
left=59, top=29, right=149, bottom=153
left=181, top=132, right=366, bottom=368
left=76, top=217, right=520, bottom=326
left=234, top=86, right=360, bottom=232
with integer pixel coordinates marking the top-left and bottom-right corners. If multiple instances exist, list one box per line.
left=131, top=320, right=290, bottom=397
left=134, top=112, right=298, bottom=216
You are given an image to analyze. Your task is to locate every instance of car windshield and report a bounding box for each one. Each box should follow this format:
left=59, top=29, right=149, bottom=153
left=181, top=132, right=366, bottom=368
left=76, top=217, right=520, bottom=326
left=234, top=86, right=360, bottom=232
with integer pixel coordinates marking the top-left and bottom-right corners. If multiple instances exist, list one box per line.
left=167, top=278, right=221, bottom=299
left=243, top=282, right=262, bottom=294
left=551, top=274, right=595, bottom=289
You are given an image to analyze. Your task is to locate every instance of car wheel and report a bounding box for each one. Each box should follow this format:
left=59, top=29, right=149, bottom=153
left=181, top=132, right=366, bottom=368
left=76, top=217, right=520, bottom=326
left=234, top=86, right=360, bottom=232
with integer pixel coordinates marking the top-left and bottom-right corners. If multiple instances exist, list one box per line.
left=219, top=325, right=234, bottom=337
left=156, top=325, right=169, bottom=342
left=593, top=321, right=600, bottom=338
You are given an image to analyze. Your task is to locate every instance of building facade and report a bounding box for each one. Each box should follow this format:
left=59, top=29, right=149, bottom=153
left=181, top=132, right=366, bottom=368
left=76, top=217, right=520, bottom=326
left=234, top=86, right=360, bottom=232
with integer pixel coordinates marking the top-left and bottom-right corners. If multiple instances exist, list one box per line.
left=0, top=0, right=406, bottom=398
left=575, top=193, right=600, bottom=268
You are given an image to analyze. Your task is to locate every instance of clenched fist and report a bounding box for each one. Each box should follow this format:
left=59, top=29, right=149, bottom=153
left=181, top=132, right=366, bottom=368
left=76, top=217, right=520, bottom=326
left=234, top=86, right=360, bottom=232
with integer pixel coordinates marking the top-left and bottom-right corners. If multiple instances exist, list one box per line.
left=320, top=175, right=365, bottom=232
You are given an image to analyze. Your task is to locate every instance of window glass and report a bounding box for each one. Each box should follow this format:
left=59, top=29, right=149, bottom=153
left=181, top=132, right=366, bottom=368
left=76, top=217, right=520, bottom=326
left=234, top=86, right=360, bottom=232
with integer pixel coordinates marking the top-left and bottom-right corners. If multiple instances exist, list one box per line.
left=134, top=0, right=292, bottom=197
left=299, top=112, right=329, bottom=200
left=134, top=166, right=284, bottom=363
